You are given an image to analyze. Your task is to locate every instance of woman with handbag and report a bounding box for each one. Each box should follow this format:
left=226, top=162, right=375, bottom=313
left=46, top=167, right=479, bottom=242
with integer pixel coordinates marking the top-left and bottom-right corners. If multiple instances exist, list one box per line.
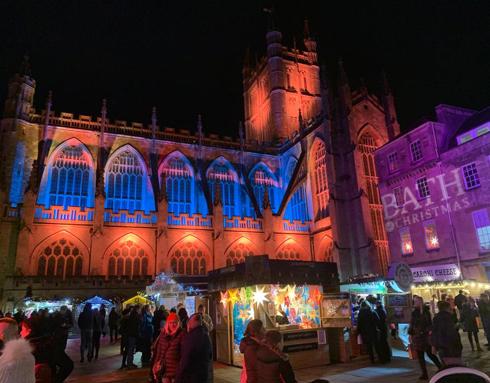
left=152, top=312, right=184, bottom=383
left=408, top=295, right=442, bottom=381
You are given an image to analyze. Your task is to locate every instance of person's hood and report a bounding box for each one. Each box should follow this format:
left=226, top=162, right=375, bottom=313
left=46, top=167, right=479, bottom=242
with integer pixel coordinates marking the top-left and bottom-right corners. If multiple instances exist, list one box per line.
left=257, top=345, right=283, bottom=364
left=0, top=338, right=35, bottom=383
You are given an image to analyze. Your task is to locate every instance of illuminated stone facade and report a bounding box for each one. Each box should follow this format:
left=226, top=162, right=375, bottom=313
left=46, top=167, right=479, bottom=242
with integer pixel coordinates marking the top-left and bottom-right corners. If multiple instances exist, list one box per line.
left=376, top=104, right=490, bottom=281
left=0, top=25, right=398, bottom=303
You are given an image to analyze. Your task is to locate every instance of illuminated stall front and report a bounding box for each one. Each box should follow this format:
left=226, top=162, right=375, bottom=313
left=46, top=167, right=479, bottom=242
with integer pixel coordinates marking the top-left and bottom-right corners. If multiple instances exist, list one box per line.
left=209, top=256, right=343, bottom=369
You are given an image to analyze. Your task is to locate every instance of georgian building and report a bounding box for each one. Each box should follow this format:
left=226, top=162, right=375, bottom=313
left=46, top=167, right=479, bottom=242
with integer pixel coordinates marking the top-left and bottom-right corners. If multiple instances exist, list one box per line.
left=375, top=104, right=490, bottom=282
left=0, top=23, right=398, bottom=304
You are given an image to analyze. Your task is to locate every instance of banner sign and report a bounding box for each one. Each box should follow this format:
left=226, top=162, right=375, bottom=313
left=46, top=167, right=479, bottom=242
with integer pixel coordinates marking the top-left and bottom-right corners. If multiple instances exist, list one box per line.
left=321, top=293, right=352, bottom=328
left=411, top=263, right=461, bottom=282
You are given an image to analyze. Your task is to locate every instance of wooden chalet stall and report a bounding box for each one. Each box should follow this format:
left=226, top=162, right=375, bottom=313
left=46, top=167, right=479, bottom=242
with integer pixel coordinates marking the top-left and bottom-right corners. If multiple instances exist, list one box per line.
left=208, top=255, right=346, bottom=369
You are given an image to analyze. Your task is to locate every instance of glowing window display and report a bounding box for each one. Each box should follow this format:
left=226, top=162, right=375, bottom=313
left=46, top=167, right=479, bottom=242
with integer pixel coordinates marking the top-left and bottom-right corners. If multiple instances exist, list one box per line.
left=221, top=284, right=323, bottom=361
left=400, top=227, right=414, bottom=255
left=423, top=220, right=439, bottom=250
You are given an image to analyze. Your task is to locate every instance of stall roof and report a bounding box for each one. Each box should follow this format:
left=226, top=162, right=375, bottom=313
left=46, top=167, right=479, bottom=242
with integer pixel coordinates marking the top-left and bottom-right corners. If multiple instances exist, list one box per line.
left=208, top=255, right=339, bottom=292
left=123, top=295, right=153, bottom=308
left=82, top=295, right=112, bottom=306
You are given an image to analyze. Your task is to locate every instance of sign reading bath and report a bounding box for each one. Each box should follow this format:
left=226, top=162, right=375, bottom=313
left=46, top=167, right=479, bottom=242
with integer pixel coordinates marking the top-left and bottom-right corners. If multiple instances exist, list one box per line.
left=411, top=263, right=461, bottom=283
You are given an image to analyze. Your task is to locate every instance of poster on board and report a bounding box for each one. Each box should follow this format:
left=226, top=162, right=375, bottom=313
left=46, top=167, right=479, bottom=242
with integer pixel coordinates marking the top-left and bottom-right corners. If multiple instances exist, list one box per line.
left=321, top=293, right=352, bottom=328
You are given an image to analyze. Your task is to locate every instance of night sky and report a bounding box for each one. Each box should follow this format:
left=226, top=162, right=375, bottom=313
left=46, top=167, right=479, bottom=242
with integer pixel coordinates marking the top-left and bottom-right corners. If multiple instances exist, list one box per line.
left=0, top=1, right=488, bottom=136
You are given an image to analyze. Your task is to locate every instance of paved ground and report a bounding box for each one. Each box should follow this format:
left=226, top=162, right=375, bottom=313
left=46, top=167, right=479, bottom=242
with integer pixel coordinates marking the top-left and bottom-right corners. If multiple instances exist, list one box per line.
left=65, top=335, right=490, bottom=383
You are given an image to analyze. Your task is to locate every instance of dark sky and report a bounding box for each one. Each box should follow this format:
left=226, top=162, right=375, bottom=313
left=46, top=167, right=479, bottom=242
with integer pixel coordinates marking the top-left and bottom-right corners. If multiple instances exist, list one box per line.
left=0, top=1, right=489, bottom=136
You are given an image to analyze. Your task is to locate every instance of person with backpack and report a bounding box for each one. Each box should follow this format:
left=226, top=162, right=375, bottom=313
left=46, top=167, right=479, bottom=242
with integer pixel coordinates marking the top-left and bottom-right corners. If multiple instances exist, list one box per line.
left=256, top=330, right=296, bottom=383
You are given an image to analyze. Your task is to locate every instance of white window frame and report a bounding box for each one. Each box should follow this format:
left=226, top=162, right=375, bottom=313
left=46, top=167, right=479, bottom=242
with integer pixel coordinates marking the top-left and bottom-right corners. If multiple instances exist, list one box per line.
left=462, top=162, right=480, bottom=190
left=416, top=176, right=430, bottom=199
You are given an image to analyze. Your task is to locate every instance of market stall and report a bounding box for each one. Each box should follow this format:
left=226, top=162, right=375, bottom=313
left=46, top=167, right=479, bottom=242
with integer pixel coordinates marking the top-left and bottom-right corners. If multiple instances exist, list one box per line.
left=122, top=295, right=153, bottom=309
left=79, top=295, right=113, bottom=311
left=19, top=298, right=73, bottom=317
left=146, top=272, right=207, bottom=314
left=208, top=255, right=343, bottom=368
left=410, top=263, right=490, bottom=302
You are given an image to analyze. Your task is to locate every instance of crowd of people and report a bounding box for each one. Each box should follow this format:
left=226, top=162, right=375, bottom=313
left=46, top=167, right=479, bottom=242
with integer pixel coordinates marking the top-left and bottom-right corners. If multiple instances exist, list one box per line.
left=0, top=305, right=74, bottom=383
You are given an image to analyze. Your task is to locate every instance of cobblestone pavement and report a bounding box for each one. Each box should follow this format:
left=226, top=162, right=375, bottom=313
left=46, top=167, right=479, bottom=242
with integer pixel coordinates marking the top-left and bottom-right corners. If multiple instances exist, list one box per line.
left=65, top=335, right=490, bottom=383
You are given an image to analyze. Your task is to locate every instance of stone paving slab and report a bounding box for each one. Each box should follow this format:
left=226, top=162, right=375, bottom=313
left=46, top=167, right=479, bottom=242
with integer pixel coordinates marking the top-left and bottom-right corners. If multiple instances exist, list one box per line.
left=64, top=335, right=490, bottom=383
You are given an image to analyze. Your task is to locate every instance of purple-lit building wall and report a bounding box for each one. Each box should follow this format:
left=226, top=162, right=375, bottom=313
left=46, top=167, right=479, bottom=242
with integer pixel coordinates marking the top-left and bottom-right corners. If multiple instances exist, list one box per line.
left=376, top=104, right=490, bottom=282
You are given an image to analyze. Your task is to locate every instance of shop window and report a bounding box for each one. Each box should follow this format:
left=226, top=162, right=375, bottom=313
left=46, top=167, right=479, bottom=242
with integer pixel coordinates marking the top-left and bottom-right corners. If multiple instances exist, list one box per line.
left=472, top=209, right=490, bottom=251
left=462, top=163, right=480, bottom=190
left=388, top=152, right=398, bottom=173
left=416, top=177, right=430, bottom=199
left=399, top=227, right=413, bottom=256
left=107, top=240, right=150, bottom=278
left=170, top=242, right=206, bottom=275
left=37, top=238, right=83, bottom=278
left=410, top=140, right=423, bottom=162
left=424, top=220, right=439, bottom=250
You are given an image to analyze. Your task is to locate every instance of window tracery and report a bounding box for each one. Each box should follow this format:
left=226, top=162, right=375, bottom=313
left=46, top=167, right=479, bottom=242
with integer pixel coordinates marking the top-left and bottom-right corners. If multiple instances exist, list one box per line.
left=170, top=241, right=206, bottom=276
left=226, top=242, right=255, bottom=266
left=37, top=238, right=83, bottom=278
left=207, top=159, right=237, bottom=218
left=160, top=156, right=193, bottom=215
left=107, top=239, right=149, bottom=278
left=312, top=141, right=329, bottom=220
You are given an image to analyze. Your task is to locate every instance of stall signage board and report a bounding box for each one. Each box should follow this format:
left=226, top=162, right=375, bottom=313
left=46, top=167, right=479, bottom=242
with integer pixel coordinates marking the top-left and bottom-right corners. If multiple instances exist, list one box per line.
left=283, top=343, right=318, bottom=353
left=321, top=293, right=352, bottom=328
left=283, top=330, right=317, bottom=342
left=386, top=293, right=412, bottom=323
left=411, top=264, right=461, bottom=283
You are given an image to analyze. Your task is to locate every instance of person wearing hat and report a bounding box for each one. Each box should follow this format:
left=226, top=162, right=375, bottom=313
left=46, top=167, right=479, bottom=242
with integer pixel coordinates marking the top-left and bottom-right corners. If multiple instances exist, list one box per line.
left=152, top=312, right=184, bottom=383
left=0, top=317, right=35, bottom=383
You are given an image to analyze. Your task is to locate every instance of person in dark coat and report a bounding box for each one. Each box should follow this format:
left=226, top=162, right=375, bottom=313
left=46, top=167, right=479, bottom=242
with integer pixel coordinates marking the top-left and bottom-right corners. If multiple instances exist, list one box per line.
left=51, top=307, right=74, bottom=382
left=140, top=304, right=154, bottom=366
left=239, top=319, right=265, bottom=383
left=175, top=313, right=212, bottom=383
left=125, top=307, right=140, bottom=369
left=151, top=312, right=184, bottom=382
left=461, top=297, right=483, bottom=351
left=177, top=308, right=189, bottom=332
left=374, top=300, right=391, bottom=363
left=454, top=290, right=467, bottom=311
left=91, top=308, right=104, bottom=360
left=408, top=296, right=442, bottom=380
left=357, top=302, right=379, bottom=364
left=478, top=293, right=490, bottom=349
left=431, top=301, right=463, bottom=367
left=119, top=308, right=131, bottom=369
left=77, top=303, right=94, bottom=363
left=108, top=308, right=120, bottom=343
left=152, top=306, right=168, bottom=341
left=256, top=330, right=296, bottom=383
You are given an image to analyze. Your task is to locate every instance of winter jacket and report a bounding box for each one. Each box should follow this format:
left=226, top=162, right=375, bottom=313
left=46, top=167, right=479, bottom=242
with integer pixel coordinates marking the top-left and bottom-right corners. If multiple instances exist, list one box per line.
left=126, top=313, right=140, bottom=338
left=239, top=336, right=261, bottom=383
left=460, top=304, right=479, bottom=333
left=175, top=325, right=212, bottom=383
left=0, top=338, right=35, bottom=383
left=140, top=312, right=154, bottom=339
left=454, top=294, right=467, bottom=311
left=431, top=311, right=463, bottom=358
left=93, top=312, right=104, bottom=333
left=77, top=310, right=94, bottom=331
left=478, top=299, right=490, bottom=320
left=357, top=307, right=379, bottom=343
left=256, top=344, right=296, bottom=383
left=108, top=310, right=120, bottom=327
left=408, top=306, right=433, bottom=351
left=152, top=329, right=184, bottom=379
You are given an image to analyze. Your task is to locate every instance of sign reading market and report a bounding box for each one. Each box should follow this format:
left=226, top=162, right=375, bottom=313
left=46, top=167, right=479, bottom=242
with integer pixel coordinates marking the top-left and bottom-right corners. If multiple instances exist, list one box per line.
left=411, top=263, right=461, bottom=283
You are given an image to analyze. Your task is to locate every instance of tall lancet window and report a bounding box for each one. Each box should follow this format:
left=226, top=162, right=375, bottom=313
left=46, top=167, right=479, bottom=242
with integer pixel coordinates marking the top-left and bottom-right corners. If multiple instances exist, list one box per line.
left=207, top=157, right=238, bottom=218
left=250, top=163, right=278, bottom=213
left=40, top=139, right=94, bottom=209
left=105, top=146, right=154, bottom=213
left=284, top=157, right=309, bottom=223
left=312, top=140, right=329, bottom=220
left=159, top=152, right=194, bottom=215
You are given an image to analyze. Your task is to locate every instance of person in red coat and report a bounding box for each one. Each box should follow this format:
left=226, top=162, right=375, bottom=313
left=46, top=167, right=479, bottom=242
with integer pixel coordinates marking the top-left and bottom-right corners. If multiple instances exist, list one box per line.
left=152, top=312, right=184, bottom=383
left=239, top=319, right=265, bottom=383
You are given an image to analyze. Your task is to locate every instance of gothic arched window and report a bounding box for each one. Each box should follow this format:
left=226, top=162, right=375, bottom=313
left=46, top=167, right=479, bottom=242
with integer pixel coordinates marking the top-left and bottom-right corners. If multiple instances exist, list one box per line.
left=207, top=158, right=238, bottom=218
left=226, top=242, right=255, bottom=266
left=107, top=239, right=150, bottom=278
left=284, top=158, right=309, bottom=223
left=249, top=163, right=278, bottom=213
left=159, top=153, right=194, bottom=216
left=170, top=241, right=207, bottom=276
left=43, top=141, right=94, bottom=209
left=105, top=146, right=154, bottom=213
left=276, top=242, right=302, bottom=260
left=37, top=238, right=83, bottom=278
left=312, top=141, right=329, bottom=220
